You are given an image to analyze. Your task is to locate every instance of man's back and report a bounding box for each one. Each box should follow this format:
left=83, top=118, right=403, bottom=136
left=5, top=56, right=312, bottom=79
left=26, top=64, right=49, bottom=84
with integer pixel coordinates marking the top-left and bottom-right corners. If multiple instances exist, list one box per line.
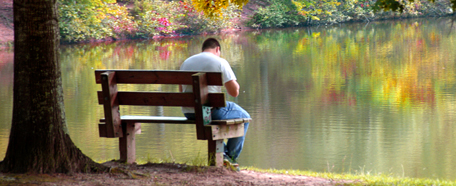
left=180, top=52, right=236, bottom=113
left=181, top=52, right=223, bottom=71
left=180, top=52, right=236, bottom=83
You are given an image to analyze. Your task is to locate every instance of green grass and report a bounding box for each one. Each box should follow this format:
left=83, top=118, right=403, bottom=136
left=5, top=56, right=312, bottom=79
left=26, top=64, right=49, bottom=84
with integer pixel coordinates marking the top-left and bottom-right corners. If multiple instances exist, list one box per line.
left=243, top=166, right=456, bottom=186
left=135, top=156, right=456, bottom=185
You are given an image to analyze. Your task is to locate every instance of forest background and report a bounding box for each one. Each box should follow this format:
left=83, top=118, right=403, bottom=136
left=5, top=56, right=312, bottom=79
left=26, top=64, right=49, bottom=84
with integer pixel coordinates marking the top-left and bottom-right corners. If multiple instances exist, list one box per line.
left=55, top=0, right=454, bottom=43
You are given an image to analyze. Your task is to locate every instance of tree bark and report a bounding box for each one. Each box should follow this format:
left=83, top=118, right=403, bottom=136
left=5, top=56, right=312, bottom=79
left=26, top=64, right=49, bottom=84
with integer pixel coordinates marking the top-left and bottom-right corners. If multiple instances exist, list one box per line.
left=0, top=0, right=106, bottom=173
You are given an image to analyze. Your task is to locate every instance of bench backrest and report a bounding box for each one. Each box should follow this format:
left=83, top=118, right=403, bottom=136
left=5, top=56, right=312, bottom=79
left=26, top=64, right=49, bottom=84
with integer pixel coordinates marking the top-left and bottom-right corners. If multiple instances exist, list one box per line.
left=95, top=70, right=226, bottom=140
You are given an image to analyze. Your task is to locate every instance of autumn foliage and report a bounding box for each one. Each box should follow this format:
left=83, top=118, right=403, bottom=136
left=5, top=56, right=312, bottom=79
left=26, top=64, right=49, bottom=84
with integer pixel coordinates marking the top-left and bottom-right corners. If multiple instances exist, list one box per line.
left=58, top=0, right=241, bottom=42
left=191, top=0, right=248, bottom=17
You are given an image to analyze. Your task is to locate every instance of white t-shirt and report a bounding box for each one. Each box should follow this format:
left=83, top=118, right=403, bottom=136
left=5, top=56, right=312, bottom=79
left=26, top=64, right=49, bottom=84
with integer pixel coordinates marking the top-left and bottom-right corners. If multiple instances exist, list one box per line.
left=180, top=52, right=236, bottom=113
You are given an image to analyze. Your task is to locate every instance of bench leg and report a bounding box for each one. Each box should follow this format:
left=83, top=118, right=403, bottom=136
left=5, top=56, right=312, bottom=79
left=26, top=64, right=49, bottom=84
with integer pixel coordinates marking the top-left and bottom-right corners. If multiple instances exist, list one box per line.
left=208, top=139, right=224, bottom=166
left=119, top=122, right=137, bottom=164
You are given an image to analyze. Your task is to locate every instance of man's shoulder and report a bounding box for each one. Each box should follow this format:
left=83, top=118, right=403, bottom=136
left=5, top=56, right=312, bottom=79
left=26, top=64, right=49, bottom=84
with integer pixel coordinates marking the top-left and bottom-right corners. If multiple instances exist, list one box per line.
left=184, top=52, right=225, bottom=64
left=181, top=53, right=202, bottom=67
left=184, top=53, right=208, bottom=62
left=184, top=53, right=203, bottom=61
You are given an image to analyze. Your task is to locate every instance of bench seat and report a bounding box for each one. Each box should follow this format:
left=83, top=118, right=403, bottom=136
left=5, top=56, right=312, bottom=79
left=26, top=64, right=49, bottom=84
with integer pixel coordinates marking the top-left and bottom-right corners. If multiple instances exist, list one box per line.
left=99, top=116, right=251, bottom=141
left=100, top=115, right=251, bottom=125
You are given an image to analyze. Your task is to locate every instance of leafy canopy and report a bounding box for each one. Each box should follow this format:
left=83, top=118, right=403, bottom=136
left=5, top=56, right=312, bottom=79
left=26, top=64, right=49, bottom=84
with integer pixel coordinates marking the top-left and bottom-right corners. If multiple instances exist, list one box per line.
left=191, top=0, right=248, bottom=17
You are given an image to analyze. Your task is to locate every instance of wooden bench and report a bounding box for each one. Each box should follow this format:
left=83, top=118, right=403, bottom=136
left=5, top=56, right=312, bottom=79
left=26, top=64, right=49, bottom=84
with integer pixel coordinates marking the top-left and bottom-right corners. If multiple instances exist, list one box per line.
left=95, top=70, right=251, bottom=166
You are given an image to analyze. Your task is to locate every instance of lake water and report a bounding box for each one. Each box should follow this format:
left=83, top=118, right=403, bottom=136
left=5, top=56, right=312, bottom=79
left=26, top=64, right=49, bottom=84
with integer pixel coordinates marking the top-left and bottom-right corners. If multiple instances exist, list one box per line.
left=1, top=17, right=456, bottom=180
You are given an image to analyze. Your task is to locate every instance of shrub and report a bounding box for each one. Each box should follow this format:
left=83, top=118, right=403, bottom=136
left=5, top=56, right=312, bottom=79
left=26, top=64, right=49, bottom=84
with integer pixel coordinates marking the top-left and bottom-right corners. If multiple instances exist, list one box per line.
left=247, top=0, right=305, bottom=28
left=133, top=0, right=185, bottom=38
left=59, top=0, right=136, bottom=42
left=133, top=0, right=241, bottom=36
left=100, top=3, right=138, bottom=39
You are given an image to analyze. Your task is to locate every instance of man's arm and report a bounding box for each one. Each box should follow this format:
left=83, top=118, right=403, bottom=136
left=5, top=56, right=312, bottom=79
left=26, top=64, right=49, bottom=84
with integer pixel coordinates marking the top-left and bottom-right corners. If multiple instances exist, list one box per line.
left=225, top=80, right=240, bottom=97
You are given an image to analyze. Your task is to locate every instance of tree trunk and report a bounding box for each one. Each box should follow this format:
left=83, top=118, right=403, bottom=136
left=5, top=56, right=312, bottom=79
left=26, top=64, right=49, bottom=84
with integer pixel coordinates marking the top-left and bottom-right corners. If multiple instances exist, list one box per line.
left=0, top=0, right=106, bottom=173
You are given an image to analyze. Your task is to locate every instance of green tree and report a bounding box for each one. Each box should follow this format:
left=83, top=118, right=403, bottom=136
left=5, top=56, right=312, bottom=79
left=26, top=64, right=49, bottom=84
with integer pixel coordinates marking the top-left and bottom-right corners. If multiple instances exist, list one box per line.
left=373, top=0, right=456, bottom=12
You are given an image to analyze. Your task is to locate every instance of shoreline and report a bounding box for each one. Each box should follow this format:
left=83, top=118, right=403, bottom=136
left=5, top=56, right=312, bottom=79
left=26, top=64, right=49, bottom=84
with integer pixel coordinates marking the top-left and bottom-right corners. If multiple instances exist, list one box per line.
left=1, top=15, right=451, bottom=49
left=1, top=0, right=454, bottom=48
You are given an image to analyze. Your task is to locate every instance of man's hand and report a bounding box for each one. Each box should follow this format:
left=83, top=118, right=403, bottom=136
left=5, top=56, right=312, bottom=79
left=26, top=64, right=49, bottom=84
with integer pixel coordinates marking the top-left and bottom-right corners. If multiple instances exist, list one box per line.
left=225, top=80, right=240, bottom=97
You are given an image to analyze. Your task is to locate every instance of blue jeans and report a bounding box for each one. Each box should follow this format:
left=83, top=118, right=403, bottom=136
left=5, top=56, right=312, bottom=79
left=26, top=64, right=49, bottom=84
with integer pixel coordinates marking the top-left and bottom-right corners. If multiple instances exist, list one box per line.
left=184, top=101, right=250, bottom=161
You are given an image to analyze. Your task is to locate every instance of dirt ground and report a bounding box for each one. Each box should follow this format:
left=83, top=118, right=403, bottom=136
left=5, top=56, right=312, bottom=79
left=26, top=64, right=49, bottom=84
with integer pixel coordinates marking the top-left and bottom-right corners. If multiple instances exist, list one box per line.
left=0, top=161, right=358, bottom=185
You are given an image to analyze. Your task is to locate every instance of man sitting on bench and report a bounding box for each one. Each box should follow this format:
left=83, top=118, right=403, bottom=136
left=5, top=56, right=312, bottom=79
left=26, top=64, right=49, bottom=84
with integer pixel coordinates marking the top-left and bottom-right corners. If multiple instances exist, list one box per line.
left=180, top=38, right=250, bottom=170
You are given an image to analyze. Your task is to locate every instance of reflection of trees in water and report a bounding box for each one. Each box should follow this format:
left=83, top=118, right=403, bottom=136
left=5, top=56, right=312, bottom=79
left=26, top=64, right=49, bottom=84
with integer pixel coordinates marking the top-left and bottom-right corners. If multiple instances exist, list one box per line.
left=230, top=19, right=456, bottom=178
left=60, top=40, right=189, bottom=72
left=0, top=51, right=13, bottom=144
left=243, top=18, right=456, bottom=109
left=0, top=51, right=13, bottom=85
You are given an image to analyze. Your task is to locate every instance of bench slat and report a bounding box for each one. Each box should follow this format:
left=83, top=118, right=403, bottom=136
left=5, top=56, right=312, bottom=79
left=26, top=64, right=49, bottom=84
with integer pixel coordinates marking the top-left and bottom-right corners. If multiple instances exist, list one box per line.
left=101, top=116, right=193, bottom=124
left=97, top=92, right=226, bottom=107
left=99, top=116, right=251, bottom=125
left=95, top=70, right=223, bottom=85
left=209, top=123, right=244, bottom=140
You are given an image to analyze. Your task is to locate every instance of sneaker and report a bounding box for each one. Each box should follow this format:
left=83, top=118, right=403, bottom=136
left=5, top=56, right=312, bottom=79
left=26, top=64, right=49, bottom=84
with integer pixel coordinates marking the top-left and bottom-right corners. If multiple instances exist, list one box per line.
left=223, top=155, right=240, bottom=172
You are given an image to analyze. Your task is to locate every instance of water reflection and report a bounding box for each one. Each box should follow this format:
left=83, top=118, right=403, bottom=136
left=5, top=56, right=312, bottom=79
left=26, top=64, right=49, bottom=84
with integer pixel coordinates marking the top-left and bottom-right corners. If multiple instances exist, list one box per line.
left=0, top=51, right=13, bottom=154
left=1, top=18, right=456, bottom=180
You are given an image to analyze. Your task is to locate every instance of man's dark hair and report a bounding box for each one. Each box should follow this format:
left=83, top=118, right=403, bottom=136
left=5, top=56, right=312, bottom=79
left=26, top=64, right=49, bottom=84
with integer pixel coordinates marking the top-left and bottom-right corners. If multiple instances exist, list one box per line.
left=202, top=38, right=221, bottom=51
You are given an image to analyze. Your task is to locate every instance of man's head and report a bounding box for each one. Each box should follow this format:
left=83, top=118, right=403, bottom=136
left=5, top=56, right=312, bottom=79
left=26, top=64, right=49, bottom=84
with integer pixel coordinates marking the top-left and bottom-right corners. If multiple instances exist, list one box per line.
left=202, top=38, right=221, bottom=56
